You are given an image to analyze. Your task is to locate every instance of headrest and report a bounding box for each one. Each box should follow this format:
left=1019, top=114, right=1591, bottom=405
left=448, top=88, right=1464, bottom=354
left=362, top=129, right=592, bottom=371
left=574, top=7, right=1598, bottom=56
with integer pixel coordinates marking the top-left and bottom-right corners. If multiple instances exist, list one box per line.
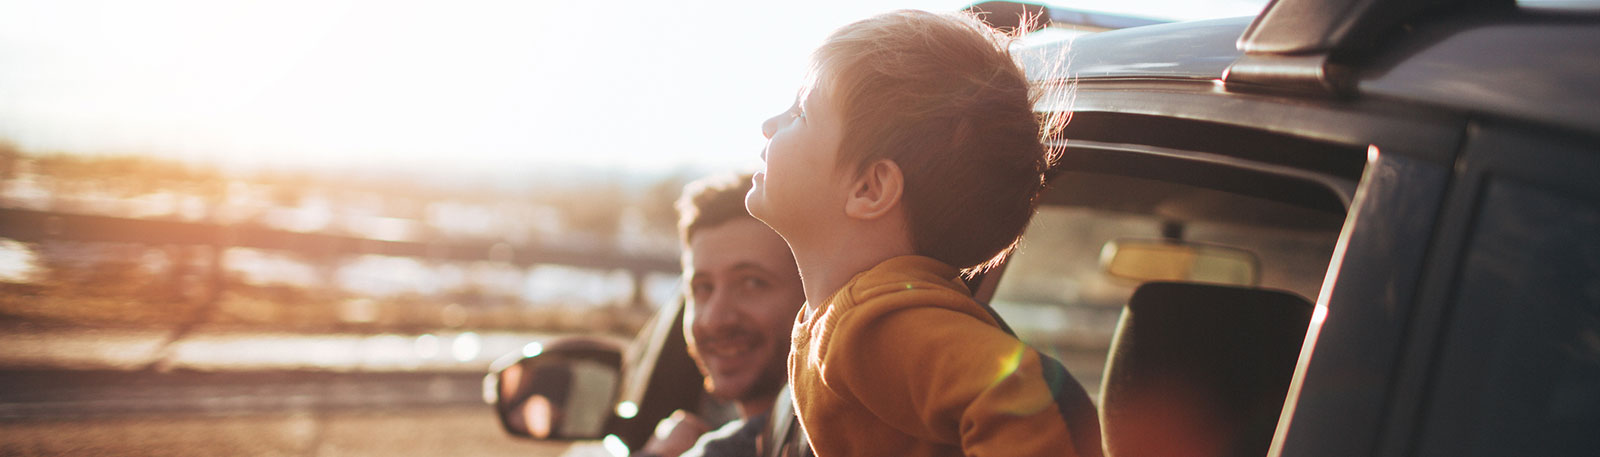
left=1100, top=281, right=1313, bottom=457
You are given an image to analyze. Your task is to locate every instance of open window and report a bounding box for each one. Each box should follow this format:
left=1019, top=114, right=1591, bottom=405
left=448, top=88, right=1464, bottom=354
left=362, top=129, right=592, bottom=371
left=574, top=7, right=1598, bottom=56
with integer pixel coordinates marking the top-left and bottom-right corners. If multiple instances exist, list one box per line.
left=982, top=127, right=1357, bottom=400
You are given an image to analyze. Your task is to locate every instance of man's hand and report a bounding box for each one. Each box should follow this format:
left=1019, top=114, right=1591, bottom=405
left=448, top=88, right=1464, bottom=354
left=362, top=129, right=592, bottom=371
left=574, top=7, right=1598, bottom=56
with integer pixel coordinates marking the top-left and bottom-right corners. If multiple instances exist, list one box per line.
left=636, top=409, right=711, bottom=457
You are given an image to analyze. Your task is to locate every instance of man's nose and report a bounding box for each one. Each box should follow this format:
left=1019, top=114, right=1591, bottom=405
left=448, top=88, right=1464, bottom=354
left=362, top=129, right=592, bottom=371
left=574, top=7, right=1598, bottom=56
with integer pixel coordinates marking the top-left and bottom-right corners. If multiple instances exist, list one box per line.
left=696, top=290, right=741, bottom=330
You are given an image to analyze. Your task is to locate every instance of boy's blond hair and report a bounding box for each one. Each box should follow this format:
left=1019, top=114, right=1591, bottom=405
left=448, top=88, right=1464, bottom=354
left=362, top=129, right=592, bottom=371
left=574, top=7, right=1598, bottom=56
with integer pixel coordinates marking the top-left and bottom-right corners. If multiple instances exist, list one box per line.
left=810, top=10, right=1059, bottom=275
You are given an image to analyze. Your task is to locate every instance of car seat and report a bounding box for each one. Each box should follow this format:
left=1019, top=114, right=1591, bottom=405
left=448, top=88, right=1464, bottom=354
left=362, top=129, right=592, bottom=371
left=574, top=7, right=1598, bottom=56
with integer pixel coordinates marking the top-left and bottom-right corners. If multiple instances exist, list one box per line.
left=1100, top=281, right=1313, bottom=457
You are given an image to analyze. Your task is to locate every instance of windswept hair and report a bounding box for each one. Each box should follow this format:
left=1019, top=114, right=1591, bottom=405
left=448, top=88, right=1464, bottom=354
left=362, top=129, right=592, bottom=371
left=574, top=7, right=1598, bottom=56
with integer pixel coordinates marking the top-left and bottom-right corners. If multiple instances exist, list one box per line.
left=809, top=10, right=1067, bottom=276
left=676, top=172, right=756, bottom=244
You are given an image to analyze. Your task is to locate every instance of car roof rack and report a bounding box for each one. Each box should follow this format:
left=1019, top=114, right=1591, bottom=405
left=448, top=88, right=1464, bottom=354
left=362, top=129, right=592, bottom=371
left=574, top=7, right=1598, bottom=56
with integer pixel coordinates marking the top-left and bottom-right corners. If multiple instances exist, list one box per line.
left=1240, top=0, right=1514, bottom=54
left=1227, top=0, right=1516, bottom=96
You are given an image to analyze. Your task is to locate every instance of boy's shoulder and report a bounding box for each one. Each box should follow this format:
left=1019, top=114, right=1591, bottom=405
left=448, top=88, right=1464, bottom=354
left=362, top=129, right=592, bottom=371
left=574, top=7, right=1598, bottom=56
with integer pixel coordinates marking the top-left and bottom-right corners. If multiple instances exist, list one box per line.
left=847, top=255, right=966, bottom=297
left=833, top=255, right=992, bottom=323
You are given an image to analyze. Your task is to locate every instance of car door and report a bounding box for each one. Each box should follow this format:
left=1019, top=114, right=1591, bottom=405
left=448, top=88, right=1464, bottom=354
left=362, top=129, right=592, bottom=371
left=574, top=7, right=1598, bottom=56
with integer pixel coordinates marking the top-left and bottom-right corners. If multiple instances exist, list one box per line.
left=1343, top=121, right=1600, bottom=457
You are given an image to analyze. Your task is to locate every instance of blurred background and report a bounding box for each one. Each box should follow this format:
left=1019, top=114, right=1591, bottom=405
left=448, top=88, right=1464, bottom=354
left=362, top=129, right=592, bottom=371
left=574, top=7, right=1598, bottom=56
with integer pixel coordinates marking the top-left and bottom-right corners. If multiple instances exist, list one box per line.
left=0, top=0, right=1262, bottom=455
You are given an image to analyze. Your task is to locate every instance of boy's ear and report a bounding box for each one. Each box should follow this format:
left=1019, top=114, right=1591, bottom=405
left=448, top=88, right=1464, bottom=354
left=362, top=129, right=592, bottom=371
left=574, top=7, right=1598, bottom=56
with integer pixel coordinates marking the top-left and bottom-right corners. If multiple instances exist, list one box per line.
left=843, top=159, right=904, bottom=221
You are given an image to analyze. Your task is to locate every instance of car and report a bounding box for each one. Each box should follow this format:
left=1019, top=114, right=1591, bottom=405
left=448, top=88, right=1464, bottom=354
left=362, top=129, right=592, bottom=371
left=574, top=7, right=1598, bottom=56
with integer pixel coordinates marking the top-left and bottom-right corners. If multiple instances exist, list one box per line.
left=490, top=0, right=1600, bottom=455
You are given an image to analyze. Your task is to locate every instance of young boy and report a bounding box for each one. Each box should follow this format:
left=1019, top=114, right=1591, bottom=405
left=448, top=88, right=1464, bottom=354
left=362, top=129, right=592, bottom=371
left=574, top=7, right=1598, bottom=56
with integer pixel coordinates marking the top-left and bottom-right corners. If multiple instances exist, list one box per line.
left=744, top=9, right=1101, bottom=457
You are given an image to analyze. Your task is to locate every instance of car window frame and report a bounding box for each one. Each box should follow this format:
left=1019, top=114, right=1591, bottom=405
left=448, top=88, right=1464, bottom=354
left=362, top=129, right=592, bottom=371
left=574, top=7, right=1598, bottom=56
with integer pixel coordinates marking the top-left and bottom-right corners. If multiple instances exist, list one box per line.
left=993, top=78, right=1474, bottom=454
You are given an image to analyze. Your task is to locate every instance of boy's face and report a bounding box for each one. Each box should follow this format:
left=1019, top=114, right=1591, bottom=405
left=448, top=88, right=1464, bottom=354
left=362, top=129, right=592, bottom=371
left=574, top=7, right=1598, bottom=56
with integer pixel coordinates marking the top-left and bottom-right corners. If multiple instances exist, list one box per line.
left=682, top=217, right=806, bottom=403
left=747, top=81, right=848, bottom=238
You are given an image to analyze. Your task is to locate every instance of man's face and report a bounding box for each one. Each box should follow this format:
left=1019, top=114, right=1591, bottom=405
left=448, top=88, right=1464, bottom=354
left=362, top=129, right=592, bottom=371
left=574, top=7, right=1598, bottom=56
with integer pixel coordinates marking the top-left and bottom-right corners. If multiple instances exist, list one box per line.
left=682, top=218, right=805, bottom=403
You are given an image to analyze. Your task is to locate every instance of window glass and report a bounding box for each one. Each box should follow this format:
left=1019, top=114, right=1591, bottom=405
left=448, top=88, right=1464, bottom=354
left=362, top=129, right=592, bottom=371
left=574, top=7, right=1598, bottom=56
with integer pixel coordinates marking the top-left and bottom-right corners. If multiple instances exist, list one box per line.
left=1417, top=179, right=1600, bottom=456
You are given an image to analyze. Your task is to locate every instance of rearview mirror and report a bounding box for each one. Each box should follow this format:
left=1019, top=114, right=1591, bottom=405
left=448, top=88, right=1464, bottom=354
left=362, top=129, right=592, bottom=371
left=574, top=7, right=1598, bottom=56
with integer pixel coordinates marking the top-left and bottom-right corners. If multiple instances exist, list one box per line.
left=1100, top=239, right=1260, bottom=286
left=489, top=337, right=624, bottom=440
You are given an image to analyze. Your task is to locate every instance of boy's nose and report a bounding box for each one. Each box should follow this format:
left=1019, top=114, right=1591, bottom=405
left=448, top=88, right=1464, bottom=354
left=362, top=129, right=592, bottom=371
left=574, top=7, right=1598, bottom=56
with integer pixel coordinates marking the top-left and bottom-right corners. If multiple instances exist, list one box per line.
left=761, top=114, right=779, bottom=139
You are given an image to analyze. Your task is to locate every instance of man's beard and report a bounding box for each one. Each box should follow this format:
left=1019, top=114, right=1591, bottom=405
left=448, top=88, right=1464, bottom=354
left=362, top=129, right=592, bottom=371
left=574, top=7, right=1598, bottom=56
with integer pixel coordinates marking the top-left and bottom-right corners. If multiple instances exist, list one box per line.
left=737, top=342, right=790, bottom=403
left=696, top=329, right=791, bottom=402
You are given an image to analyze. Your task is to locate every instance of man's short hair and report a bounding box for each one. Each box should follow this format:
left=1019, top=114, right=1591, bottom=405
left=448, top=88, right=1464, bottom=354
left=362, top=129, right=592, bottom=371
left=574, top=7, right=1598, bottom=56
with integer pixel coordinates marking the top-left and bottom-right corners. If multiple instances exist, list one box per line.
left=811, top=10, right=1061, bottom=275
left=676, top=172, right=756, bottom=245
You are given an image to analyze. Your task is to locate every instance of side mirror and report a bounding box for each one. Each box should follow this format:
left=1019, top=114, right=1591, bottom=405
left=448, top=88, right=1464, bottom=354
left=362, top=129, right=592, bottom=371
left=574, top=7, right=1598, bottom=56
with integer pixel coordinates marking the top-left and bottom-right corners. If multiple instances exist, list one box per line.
left=1100, top=238, right=1260, bottom=286
left=488, top=337, right=624, bottom=440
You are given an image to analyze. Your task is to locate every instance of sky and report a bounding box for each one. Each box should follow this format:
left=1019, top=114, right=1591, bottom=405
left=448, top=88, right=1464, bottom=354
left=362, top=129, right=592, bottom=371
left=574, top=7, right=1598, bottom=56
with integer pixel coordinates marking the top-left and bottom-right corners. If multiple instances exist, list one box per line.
left=0, top=0, right=1263, bottom=178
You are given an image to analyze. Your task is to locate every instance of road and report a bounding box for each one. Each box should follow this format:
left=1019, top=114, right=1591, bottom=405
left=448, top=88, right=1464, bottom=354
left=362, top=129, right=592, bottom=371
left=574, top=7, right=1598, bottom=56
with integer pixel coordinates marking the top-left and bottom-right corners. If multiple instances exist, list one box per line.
left=0, top=368, right=583, bottom=457
left=0, top=326, right=627, bottom=456
left=0, top=370, right=489, bottom=420
left=2, top=404, right=570, bottom=456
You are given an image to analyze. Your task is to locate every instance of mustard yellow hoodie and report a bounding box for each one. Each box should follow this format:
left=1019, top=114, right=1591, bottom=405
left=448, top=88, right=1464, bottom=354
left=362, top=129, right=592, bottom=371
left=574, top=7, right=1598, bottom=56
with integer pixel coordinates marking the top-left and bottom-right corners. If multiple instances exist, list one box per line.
left=788, top=256, right=1102, bottom=457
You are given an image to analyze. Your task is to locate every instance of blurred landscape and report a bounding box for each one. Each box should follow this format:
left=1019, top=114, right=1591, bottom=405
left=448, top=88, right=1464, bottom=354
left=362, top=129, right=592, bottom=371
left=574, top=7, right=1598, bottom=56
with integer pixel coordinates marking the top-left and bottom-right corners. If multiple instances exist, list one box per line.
left=0, top=140, right=693, bottom=343
left=0, top=138, right=700, bottom=456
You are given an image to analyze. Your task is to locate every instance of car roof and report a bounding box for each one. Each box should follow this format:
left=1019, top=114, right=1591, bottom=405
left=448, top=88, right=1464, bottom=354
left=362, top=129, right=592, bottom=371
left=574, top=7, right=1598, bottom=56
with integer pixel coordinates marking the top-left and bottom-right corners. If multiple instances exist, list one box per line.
left=1020, top=3, right=1600, bottom=139
left=1020, top=17, right=1250, bottom=81
left=1357, top=13, right=1600, bottom=137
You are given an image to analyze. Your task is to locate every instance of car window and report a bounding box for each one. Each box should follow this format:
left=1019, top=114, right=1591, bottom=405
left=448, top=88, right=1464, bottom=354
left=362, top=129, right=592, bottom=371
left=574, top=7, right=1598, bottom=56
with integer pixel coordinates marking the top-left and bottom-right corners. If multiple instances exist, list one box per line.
left=989, top=181, right=1339, bottom=400
left=1413, top=178, right=1600, bottom=456
left=1407, top=125, right=1600, bottom=457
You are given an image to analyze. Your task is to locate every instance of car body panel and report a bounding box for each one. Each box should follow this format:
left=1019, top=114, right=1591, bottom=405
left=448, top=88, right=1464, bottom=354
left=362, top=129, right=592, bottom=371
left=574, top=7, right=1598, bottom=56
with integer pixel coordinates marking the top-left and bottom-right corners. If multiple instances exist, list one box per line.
left=1268, top=150, right=1454, bottom=457
left=1376, top=121, right=1600, bottom=457
left=1357, top=13, right=1600, bottom=138
left=1051, top=87, right=1463, bottom=167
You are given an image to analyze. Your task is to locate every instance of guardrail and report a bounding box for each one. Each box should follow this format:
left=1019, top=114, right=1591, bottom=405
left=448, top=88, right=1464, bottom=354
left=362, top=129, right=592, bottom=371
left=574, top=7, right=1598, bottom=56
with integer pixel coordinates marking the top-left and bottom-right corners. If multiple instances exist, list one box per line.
left=0, top=207, right=680, bottom=307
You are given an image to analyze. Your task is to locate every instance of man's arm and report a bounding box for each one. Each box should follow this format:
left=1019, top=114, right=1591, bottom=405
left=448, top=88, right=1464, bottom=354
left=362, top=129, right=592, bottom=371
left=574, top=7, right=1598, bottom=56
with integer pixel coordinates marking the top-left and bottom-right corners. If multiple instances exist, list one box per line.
left=680, top=415, right=763, bottom=457
left=633, top=410, right=711, bottom=457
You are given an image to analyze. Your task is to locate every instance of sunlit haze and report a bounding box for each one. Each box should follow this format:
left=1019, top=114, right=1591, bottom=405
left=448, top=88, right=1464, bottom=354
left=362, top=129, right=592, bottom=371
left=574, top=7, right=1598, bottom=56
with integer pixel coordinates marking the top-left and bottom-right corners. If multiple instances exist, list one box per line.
left=0, top=0, right=1261, bottom=177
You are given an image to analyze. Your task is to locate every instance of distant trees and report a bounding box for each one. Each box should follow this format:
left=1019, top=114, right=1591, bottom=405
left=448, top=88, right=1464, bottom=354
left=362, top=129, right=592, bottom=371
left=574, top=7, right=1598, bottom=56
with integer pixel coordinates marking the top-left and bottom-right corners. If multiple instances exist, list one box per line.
left=0, top=146, right=694, bottom=333
left=28, top=153, right=225, bottom=202
left=2, top=150, right=692, bottom=246
left=0, top=142, right=18, bottom=181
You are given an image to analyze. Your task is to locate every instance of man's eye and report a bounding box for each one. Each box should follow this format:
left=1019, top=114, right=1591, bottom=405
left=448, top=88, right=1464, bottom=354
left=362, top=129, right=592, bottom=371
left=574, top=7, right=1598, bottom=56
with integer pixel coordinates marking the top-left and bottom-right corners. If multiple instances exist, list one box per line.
left=741, top=277, right=768, bottom=289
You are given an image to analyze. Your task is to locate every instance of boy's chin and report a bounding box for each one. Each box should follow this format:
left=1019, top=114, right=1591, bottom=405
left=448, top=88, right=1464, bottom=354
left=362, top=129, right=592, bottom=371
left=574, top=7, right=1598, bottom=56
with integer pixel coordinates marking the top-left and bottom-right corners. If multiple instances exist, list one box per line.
left=744, top=189, right=770, bottom=222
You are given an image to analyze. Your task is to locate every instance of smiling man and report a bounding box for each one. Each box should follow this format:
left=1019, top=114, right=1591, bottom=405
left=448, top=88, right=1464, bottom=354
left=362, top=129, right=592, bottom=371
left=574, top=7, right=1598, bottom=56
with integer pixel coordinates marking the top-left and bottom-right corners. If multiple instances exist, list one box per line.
left=634, top=172, right=807, bottom=457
